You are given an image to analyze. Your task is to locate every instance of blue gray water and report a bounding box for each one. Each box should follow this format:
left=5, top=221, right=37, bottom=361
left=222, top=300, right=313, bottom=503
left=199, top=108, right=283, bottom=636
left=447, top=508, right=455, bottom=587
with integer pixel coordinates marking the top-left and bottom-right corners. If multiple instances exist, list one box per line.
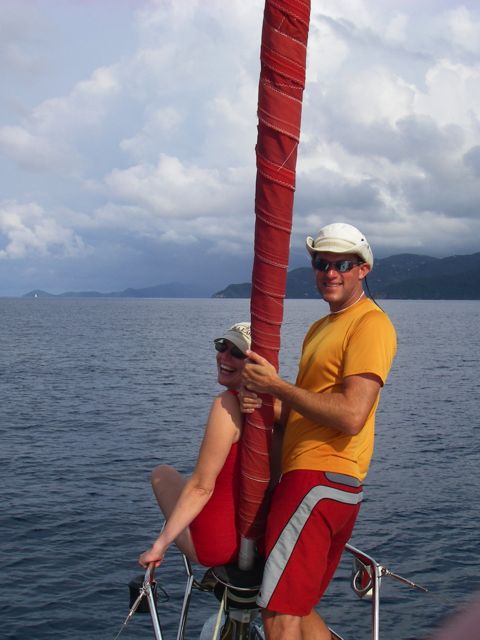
left=1, top=298, right=479, bottom=640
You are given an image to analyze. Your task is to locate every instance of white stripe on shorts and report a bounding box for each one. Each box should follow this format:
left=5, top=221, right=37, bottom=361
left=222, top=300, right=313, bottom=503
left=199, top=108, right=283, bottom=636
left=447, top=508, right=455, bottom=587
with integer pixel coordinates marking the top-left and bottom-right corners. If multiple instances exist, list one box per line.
left=257, top=484, right=363, bottom=608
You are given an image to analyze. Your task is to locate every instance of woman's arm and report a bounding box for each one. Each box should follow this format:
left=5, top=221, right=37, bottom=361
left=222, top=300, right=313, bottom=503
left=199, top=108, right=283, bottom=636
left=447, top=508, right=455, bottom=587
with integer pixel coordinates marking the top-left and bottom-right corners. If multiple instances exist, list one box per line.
left=139, top=391, right=242, bottom=567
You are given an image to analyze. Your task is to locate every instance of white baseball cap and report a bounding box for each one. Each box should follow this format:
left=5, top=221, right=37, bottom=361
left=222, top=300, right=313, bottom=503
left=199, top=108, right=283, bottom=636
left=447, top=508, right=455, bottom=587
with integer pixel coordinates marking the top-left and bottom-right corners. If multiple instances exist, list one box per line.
left=215, top=322, right=251, bottom=354
left=306, top=223, right=374, bottom=268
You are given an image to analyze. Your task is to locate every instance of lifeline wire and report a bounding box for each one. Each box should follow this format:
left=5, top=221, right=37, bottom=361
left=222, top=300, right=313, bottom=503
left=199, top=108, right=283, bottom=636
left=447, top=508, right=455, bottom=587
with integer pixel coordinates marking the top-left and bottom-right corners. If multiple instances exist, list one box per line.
left=112, top=584, right=149, bottom=640
left=112, top=575, right=168, bottom=640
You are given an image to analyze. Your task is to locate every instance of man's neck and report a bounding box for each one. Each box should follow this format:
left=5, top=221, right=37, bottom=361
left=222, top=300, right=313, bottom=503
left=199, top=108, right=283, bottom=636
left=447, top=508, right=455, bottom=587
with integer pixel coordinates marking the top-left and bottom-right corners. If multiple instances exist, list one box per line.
left=329, top=291, right=365, bottom=314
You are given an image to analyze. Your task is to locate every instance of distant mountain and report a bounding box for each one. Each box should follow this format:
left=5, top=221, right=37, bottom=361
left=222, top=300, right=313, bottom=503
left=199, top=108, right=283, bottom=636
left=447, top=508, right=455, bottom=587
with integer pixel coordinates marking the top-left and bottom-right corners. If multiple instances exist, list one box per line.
left=21, top=252, right=480, bottom=300
left=212, top=252, right=480, bottom=300
left=22, top=282, right=211, bottom=299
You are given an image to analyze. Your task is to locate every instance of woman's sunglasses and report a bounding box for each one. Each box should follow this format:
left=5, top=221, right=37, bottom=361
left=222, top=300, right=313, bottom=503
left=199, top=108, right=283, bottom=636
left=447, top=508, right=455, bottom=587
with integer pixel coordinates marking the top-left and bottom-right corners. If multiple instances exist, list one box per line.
left=214, top=339, right=247, bottom=360
left=313, top=258, right=362, bottom=273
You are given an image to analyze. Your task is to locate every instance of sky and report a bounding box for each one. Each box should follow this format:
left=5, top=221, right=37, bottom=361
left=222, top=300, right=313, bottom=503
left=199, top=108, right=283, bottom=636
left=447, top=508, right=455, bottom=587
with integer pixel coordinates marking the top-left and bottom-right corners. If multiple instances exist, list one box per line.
left=1, top=0, right=480, bottom=296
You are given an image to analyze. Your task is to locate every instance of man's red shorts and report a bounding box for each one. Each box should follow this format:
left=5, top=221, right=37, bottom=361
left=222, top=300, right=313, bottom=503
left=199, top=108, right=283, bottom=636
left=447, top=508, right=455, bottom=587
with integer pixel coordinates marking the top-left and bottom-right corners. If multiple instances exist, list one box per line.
left=257, top=470, right=363, bottom=616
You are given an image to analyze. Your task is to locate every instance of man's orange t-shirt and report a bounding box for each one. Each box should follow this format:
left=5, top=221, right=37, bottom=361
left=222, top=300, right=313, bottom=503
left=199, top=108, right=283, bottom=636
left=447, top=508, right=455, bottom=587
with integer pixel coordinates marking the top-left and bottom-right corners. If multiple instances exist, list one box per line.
left=282, top=297, right=397, bottom=482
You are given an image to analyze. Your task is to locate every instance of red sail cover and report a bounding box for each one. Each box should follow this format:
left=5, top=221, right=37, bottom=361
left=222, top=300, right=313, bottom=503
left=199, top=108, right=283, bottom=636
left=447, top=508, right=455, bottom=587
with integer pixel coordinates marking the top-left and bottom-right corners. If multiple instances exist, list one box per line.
left=239, top=0, right=311, bottom=543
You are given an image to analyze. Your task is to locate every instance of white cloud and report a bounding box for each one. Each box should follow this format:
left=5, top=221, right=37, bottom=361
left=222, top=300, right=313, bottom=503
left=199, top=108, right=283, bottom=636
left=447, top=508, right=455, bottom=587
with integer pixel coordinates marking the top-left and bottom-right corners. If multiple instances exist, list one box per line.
left=33, top=66, right=120, bottom=129
left=307, top=18, right=350, bottom=83
left=384, top=12, right=408, bottom=45
left=0, top=66, right=120, bottom=172
left=0, top=125, right=74, bottom=171
left=314, top=0, right=372, bottom=29
left=416, top=60, right=480, bottom=131
left=341, top=66, right=415, bottom=126
left=445, top=6, right=480, bottom=55
left=102, top=154, right=245, bottom=218
left=158, top=228, right=198, bottom=245
left=0, top=200, right=88, bottom=259
left=1, top=0, right=480, bottom=294
left=120, top=107, right=183, bottom=160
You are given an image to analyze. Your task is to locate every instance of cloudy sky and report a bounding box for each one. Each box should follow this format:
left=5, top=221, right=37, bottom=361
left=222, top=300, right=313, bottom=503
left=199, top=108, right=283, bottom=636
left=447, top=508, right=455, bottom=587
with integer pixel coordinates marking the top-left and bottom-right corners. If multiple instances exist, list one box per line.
left=1, top=0, right=480, bottom=296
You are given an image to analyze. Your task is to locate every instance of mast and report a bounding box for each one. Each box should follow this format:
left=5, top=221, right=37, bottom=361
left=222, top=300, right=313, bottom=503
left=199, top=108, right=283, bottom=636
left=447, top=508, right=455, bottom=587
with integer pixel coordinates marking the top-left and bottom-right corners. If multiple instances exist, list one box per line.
left=238, top=0, right=311, bottom=569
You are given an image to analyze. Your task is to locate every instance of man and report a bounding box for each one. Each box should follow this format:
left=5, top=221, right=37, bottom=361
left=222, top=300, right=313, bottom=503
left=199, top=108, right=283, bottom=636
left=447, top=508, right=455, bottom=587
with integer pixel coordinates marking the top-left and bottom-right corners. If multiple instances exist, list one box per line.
left=242, top=223, right=397, bottom=640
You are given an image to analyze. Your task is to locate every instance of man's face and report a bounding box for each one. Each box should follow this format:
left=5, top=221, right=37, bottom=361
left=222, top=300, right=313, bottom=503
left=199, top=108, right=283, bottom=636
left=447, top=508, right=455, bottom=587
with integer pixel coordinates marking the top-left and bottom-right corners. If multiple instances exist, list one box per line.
left=312, top=252, right=370, bottom=312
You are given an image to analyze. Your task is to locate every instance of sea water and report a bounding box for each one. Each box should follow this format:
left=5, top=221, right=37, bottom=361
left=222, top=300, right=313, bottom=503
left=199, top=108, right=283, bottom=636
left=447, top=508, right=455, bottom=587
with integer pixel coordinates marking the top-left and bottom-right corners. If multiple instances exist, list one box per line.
left=1, top=297, right=479, bottom=640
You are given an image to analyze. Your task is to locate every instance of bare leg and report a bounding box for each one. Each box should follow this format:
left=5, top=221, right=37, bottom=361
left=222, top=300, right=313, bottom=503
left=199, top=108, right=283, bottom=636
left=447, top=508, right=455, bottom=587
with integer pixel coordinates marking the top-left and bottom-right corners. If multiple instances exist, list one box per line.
left=151, top=464, right=199, bottom=563
left=301, top=610, right=332, bottom=639
left=262, top=610, right=332, bottom=640
left=262, top=610, right=302, bottom=640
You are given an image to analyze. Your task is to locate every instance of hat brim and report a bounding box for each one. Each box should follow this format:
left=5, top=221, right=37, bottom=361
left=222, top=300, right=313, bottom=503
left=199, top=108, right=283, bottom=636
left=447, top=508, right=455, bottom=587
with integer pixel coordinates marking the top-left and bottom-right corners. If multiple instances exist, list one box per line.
left=216, top=329, right=251, bottom=355
left=306, top=237, right=360, bottom=255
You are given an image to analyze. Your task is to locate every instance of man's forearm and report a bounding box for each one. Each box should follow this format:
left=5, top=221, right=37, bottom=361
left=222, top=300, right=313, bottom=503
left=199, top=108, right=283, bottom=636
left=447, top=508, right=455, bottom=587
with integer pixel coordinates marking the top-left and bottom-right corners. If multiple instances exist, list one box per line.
left=269, top=377, right=367, bottom=436
left=242, top=350, right=380, bottom=435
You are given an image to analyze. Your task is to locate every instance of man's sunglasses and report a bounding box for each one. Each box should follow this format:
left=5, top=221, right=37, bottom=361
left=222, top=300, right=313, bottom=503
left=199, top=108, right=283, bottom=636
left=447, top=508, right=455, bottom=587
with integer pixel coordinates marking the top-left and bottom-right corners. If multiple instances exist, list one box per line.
left=313, top=258, right=362, bottom=273
left=214, top=339, right=247, bottom=360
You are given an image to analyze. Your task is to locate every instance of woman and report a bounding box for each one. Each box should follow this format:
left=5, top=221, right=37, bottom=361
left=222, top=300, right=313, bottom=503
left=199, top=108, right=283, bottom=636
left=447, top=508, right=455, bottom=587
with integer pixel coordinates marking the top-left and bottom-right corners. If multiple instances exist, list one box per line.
left=139, top=322, right=251, bottom=569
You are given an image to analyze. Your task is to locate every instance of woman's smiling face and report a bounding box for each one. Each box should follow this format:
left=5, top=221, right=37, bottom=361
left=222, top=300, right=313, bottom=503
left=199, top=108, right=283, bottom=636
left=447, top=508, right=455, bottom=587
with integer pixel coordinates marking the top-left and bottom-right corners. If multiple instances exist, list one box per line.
left=216, top=340, right=246, bottom=390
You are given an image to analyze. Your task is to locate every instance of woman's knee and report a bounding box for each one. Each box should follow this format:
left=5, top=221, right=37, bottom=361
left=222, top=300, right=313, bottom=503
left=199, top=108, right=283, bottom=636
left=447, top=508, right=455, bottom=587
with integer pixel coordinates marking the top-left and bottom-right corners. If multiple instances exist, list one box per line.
left=151, top=464, right=177, bottom=487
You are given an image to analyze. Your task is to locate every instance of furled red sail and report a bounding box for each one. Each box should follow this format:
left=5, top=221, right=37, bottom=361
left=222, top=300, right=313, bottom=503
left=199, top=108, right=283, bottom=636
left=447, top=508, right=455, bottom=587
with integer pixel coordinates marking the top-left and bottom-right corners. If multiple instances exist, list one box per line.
left=238, top=0, right=311, bottom=567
